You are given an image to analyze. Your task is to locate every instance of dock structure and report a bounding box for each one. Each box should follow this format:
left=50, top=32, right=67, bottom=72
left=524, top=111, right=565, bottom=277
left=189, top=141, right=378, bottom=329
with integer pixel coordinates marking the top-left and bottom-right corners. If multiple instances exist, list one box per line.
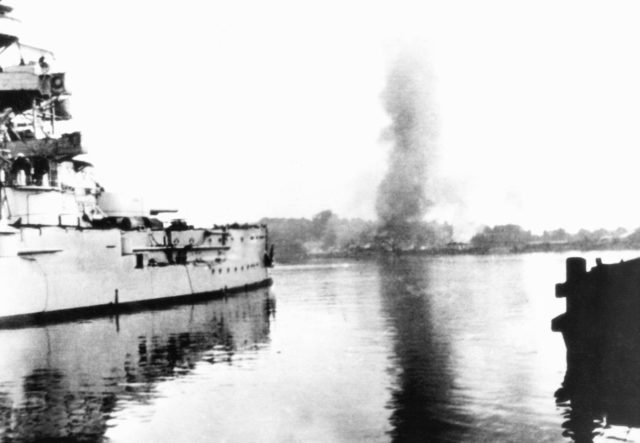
left=553, top=256, right=640, bottom=345
left=553, top=256, right=640, bottom=434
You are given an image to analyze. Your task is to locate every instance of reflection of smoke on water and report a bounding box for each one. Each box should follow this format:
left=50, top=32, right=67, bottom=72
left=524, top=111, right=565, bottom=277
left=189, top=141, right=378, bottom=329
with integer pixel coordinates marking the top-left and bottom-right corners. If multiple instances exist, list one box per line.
left=0, top=289, right=275, bottom=441
left=377, top=258, right=471, bottom=441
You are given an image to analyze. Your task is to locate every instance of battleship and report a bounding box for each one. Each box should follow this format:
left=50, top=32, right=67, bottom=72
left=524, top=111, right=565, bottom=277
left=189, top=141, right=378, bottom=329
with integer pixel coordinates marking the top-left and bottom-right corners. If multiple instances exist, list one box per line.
left=0, top=3, right=273, bottom=326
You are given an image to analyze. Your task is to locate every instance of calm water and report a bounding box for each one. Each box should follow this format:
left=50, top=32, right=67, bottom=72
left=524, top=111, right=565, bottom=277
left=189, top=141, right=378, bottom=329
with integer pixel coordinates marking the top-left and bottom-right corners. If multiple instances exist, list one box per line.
left=2, top=251, right=640, bottom=442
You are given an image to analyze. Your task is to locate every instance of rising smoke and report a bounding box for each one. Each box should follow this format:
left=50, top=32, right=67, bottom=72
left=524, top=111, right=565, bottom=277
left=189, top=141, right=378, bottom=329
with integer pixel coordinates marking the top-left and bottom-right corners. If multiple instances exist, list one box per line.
left=376, top=57, right=437, bottom=247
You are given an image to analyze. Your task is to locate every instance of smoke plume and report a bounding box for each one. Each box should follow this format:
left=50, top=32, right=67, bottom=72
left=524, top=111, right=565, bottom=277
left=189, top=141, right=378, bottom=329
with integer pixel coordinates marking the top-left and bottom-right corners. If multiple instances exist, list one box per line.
left=376, top=57, right=437, bottom=247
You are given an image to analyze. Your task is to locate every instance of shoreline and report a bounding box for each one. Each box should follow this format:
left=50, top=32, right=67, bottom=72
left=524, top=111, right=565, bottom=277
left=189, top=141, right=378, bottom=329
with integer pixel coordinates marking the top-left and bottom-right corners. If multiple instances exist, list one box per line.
left=274, top=242, right=640, bottom=264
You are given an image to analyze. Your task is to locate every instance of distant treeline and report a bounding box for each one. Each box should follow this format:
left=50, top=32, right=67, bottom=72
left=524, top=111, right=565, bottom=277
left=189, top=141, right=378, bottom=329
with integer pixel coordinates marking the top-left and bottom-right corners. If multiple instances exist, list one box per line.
left=260, top=210, right=444, bottom=262
left=261, top=211, right=640, bottom=262
left=261, top=210, right=453, bottom=261
left=470, top=225, right=634, bottom=248
left=261, top=210, right=376, bottom=262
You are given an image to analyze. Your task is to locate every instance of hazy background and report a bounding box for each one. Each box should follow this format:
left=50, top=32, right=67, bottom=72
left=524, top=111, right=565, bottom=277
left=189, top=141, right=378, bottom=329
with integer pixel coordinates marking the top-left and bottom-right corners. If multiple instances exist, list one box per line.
left=13, top=0, right=640, bottom=239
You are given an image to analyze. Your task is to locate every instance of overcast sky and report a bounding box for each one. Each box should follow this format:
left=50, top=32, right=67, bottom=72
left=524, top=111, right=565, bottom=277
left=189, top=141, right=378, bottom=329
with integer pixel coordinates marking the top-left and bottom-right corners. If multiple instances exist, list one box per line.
left=11, top=0, right=640, bottom=238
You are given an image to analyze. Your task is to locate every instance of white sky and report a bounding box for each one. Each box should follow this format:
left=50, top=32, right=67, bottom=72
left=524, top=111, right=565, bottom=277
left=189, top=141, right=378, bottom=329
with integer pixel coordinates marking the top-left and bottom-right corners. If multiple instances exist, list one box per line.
left=10, top=0, right=640, bottom=237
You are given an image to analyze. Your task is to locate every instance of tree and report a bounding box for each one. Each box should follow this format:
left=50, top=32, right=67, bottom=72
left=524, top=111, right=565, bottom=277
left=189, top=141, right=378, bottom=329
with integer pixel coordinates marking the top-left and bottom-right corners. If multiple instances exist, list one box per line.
left=471, top=224, right=533, bottom=248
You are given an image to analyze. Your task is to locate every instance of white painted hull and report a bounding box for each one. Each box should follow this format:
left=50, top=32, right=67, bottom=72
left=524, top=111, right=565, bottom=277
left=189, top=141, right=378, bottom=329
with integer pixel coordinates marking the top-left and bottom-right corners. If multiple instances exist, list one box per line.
left=0, top=225, right=271, bottom=322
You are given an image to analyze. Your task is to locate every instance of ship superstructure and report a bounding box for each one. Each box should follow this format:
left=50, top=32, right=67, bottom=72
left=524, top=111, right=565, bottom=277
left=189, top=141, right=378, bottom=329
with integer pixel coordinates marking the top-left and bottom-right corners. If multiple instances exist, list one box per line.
left=0, top=3, right=273, bottom=324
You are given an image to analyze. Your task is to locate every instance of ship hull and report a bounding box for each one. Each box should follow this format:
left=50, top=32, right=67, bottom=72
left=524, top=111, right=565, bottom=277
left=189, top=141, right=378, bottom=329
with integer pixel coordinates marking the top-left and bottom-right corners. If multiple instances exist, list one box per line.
left=0, top=224, right=272, bottom=327
left=0, top=276, right=272, bottom=328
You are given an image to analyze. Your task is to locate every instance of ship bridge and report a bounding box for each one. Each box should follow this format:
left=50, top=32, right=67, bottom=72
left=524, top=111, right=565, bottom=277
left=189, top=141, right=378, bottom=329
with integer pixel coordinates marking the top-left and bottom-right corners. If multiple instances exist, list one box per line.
left=0, top=1, right=87, bottom=227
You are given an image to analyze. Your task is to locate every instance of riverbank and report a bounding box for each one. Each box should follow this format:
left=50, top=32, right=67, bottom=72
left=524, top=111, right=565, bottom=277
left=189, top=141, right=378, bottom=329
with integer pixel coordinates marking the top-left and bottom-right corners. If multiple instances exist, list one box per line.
left=274, top=240, right=640, bottom=264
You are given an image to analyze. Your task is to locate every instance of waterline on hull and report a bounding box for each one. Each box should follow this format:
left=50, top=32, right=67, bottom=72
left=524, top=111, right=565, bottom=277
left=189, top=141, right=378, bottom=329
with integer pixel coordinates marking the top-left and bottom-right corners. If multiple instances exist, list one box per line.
left=0, top=278, right=273, bottom=329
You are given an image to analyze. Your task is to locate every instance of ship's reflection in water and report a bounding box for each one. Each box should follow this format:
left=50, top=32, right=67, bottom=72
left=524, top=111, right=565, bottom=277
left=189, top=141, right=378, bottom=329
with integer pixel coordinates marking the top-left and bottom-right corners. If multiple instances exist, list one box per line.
left=0, top=289, right=275, bottom=442
left=556, top=330, right=640, bottom=441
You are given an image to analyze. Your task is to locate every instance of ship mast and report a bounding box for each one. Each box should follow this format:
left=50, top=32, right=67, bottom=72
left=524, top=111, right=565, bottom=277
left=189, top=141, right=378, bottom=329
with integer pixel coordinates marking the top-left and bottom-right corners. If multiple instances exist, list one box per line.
left=0, top=1, right=97, bottom=227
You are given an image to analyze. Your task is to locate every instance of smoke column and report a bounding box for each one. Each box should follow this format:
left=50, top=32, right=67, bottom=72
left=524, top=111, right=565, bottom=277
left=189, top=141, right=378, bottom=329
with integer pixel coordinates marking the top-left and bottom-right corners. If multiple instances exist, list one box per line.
left=376, top=57, right=436, bottom=246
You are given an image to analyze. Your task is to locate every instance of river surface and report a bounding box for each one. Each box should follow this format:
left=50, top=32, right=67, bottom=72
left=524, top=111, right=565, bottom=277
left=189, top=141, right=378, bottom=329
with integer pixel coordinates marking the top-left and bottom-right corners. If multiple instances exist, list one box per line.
left=1, top=251, right=640, bottom=442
